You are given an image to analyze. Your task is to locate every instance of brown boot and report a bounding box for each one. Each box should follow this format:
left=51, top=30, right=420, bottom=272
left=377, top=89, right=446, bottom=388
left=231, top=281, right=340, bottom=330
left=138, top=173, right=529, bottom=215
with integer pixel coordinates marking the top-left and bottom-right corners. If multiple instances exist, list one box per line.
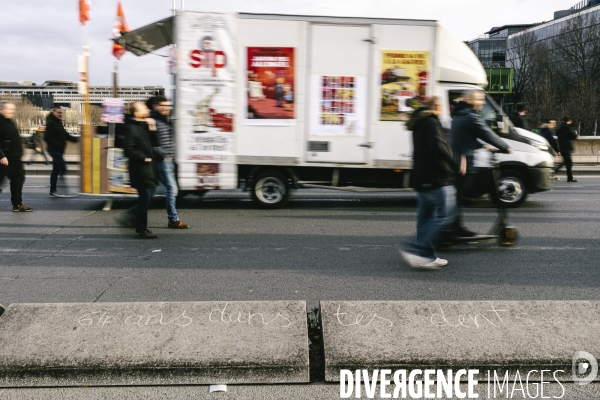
left=168, top=220, right=190, bottom=229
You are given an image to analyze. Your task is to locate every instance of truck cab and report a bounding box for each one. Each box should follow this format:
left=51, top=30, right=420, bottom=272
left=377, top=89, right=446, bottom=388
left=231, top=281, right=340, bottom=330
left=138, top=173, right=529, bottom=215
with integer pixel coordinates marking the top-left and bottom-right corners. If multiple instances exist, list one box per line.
left=440, top=84, right=554, bottom=207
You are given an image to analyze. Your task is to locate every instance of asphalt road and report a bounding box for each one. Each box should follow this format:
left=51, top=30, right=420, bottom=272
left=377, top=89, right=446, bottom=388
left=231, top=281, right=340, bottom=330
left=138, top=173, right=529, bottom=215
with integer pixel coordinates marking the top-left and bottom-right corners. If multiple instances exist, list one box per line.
left=1, top=176, right=599, bottom=399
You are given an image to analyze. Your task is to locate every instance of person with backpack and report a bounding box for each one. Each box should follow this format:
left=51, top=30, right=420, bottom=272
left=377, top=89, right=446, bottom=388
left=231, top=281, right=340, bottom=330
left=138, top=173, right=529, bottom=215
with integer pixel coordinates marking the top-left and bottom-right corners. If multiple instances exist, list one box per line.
left=399, top=96, right=460, bottom=270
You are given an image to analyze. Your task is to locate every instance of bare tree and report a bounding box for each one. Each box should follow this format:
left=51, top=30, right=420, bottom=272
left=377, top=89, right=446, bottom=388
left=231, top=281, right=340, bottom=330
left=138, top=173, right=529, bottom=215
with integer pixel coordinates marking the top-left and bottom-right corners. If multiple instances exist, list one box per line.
left=506, top=31, right=538, bottom=105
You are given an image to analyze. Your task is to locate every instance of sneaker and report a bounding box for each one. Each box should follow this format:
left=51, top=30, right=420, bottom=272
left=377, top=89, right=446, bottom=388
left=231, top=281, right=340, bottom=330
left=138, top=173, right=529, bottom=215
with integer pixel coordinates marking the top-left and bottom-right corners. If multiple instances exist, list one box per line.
left=418, top=258, right=448, bottom=270
left=398, top=249, right=429, bottom=268
left=12, top=203, right=33, bottom=212
left=136, top=229, right=158, bottom=239
left=567, top=179, right=578, bottom=183
left=49, top=191, right=64, bottom=198
left=168, top=220, right=191, bottom=229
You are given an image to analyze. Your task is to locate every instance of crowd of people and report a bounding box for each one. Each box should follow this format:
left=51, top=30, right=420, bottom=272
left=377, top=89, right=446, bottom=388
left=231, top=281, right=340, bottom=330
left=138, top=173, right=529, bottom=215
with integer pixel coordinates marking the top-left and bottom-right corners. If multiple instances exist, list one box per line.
left=0, top=97, right=190, bottom=239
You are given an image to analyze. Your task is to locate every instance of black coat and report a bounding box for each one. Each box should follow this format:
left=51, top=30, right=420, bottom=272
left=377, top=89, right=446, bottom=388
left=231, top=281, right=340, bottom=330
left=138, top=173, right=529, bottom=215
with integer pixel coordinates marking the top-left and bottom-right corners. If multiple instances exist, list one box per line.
left=508, top=111, right=529, bottom=130
left=409, top=108, right=458, bottom=191
left=0, top=115, right=22, bottom=161
left=556, top=122, right=577, bottom=154
left=45, top=113, right=78, bottom=153
left=124, top=120, right=158, bottom=189
left=539, top=128, right=559, bottom=153
left=450, top=102, right=510, bottom=174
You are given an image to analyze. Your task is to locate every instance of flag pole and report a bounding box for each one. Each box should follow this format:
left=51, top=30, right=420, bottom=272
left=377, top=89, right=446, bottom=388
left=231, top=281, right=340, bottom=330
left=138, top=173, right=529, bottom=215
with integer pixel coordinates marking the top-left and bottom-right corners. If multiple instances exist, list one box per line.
left=81, top=21, right=92, bottom=194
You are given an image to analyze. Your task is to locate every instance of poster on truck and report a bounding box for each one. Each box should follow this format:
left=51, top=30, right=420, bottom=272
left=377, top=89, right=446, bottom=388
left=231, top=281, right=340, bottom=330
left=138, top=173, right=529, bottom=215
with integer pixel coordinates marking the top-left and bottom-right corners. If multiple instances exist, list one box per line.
left=175, top=11, right=237, bottom=190
left=245, top=47, right=295, bottom=124
left=310, top=75, right=367, bottom=137
left=379, top=50, right=430, bottom=121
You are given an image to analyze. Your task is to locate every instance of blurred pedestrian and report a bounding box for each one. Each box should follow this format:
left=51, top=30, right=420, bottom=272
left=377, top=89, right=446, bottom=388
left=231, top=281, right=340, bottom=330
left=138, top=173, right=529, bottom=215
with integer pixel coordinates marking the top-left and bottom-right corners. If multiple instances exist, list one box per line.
left=508, top=104, right=529, bottom=130
left=0, top=100, right=32, bottom=212
left=539, top=119, right=559, bottom=155
left=555, top=116, right=578, bottom=183
left=45, top=107, right=78, bottom=197
left=399, top=97, right=459, bottom=269
left=123, top=102, right=159, bottom=239
left=450, top=90, right=511, bottom=237
left=26, top=125, right=50, bottom=165
left=148, top=95, right=190, bottom=229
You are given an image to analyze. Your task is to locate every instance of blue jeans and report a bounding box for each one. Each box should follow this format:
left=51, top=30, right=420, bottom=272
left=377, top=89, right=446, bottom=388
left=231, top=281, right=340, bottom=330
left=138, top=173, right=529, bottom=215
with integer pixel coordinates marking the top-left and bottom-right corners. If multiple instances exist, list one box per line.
left=157, top=160, right=179, bottom=223
left=48, top=151, right=67, bottom=193
left=405, top=185, right=457, bottom=261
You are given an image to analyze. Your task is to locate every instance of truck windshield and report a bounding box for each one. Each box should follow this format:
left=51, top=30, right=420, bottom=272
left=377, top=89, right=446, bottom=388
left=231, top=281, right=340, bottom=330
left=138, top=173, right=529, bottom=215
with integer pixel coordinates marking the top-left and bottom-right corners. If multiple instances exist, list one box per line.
left=482, top=94, right=525, bottom=142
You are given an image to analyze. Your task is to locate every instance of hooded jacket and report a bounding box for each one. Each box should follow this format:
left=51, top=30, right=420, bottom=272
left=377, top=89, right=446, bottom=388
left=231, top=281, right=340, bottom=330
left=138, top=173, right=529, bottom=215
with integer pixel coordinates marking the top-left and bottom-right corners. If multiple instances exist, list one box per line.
left=44, top=112, right=78, bottom=153
left=408, top=107, right=458, bottom=191
left=450, top=102, right=510, bottom=174
left=508, top=110, right=529, bottom=130
left=0, top=114, right=22, bottom=161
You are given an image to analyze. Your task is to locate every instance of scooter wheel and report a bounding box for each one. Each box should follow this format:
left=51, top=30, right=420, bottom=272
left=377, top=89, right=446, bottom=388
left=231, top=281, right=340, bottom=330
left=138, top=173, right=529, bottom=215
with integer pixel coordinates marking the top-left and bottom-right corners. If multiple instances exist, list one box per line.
left=498, top=227, right=518, bottom=247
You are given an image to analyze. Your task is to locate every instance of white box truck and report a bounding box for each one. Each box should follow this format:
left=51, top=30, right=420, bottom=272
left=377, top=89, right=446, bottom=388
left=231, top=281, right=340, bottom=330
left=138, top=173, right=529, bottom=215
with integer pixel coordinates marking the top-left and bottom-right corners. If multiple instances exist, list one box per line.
left=116, top=11, right=554, bottom=208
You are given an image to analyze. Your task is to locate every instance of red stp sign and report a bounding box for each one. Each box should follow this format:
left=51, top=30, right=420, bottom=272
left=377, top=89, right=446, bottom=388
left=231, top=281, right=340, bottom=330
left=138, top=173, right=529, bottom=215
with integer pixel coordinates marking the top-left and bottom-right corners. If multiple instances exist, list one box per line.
left=189, top=35, right=227, bottom=77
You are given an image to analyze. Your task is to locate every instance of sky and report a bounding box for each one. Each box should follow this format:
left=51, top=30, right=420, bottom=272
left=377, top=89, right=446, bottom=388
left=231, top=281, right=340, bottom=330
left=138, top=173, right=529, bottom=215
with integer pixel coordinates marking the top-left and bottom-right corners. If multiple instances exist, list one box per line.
left=0, top=0, right=582, bottom=90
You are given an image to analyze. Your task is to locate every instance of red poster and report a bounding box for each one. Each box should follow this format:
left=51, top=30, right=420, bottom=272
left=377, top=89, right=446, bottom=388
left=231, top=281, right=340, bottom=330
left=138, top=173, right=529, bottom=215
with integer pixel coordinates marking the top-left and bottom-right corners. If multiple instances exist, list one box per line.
left=246, top=47, right=295, bottom=120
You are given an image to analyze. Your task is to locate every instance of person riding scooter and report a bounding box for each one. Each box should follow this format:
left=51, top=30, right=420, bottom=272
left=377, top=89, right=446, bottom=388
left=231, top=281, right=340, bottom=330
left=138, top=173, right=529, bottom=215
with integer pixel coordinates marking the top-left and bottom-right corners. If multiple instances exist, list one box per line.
left=449, top=90, right=512, bottom=238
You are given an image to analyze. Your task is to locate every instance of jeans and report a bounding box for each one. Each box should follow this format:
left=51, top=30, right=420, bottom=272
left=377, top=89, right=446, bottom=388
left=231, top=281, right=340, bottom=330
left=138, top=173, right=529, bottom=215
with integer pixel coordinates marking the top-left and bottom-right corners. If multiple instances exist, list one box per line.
left=48, top=151, right=67, bottom=193
left=0, top=160, right=25, bottom=207
left=405, top=185, right=457, bottom=261
left=157, top=160, right=179, bottom=223
left=130, top=187, right=157, bottom=233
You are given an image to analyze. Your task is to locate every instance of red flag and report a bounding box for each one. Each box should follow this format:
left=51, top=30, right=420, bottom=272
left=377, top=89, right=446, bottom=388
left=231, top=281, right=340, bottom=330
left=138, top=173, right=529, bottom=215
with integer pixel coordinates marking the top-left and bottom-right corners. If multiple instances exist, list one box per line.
left=112, top=1, right=130, bottom=60
left=79, top=0, right=90, bottom=25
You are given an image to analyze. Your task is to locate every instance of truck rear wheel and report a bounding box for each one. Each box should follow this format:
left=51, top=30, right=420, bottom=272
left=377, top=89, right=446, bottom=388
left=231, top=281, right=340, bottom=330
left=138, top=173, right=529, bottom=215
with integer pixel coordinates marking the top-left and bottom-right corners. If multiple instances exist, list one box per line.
left=252, top=169, right=291, bottom=209
left=497, top=169, right=528, bottom=208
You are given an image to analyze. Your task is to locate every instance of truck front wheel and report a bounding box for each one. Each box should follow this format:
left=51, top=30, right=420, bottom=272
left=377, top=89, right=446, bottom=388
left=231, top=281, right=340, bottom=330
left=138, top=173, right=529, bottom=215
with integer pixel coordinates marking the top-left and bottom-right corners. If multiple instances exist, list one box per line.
left=497, top=169, right=528, bottom=208
left=251, top=169, right=291, bottom=209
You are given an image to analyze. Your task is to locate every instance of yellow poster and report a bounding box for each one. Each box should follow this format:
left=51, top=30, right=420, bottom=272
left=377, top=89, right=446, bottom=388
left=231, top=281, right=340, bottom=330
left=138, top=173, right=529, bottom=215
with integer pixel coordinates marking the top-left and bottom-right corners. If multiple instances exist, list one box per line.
left=380, top=50, right=430, bottom=121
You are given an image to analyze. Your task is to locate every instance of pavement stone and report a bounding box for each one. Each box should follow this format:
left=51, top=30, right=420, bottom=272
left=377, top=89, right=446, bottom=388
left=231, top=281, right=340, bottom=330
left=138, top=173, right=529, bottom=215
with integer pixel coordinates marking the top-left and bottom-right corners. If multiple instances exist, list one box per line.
left=321, top=300, right=600, bottom=383
left=0, top=301, right=309, bottom=386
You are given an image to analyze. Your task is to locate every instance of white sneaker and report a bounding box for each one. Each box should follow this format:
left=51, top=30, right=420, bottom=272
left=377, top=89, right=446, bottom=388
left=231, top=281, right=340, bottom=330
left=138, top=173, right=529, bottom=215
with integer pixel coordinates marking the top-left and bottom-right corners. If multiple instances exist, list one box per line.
left=418, top=258, right=448, bottom=270
left=398, top=249, right=429, bottom=268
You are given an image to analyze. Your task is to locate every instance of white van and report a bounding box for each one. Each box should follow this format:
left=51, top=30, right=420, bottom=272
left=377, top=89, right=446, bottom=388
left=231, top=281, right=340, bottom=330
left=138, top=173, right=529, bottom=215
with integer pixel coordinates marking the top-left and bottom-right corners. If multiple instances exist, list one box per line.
left=115, top=11, right=554, bottom=208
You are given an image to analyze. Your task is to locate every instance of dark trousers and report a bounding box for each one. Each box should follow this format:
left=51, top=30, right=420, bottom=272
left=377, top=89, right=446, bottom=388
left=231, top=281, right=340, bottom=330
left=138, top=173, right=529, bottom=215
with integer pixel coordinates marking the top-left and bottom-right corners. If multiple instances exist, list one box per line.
left=48, top=151, right=67, bottom=193
left=450, top=173, right=476, bottom=231
left=555, top=152, right=574, bottom=181
left=130, top=187, right=156, bottom=233
left=0, top=160, right=25, bottom=207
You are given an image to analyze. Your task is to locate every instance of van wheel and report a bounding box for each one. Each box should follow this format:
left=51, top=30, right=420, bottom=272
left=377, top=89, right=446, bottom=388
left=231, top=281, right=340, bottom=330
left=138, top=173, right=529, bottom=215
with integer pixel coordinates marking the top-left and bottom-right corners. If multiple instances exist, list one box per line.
left=497, top=169, right=527, bottom=208
left=252, top=170, right=291, bottom=209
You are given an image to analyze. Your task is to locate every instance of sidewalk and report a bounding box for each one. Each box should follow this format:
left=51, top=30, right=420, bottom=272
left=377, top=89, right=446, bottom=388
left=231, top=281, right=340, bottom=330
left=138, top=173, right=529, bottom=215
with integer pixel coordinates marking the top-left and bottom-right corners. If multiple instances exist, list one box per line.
left=22, top=163, right=600, bottom=176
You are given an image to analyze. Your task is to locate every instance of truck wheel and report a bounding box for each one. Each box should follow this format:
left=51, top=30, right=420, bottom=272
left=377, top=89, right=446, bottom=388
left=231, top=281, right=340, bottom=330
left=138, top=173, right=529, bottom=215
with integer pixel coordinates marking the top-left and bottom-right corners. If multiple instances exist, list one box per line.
left=252, top=170, right=291, bottom=209
left=497, top=169, right=527, bottom=208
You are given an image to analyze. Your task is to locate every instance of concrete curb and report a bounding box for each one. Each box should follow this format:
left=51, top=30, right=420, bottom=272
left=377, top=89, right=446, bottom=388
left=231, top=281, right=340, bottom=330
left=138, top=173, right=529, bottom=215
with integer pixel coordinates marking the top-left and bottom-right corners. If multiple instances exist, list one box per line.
left=0, top=301, right=310, bottom=387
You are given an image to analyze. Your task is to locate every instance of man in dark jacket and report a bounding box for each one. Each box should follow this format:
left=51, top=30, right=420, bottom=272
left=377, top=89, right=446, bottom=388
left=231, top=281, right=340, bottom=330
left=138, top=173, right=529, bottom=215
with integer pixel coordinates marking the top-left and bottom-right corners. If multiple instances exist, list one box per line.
left=555, top=117, right=578, bottom=182
left=148, top=96, right=190, bottom=229
left=508, top=104, right=529, bottom=130
left=123, top=102, right=159, bottom=239
left=539, top=119, right=559, bottom=155
left=45, top=107, right=78, bottom=197
left=0, top=100, right=33, bottom=212
left=399, top=97, right=459, bottom=269
left=450, top=90, right=511, bottom=237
